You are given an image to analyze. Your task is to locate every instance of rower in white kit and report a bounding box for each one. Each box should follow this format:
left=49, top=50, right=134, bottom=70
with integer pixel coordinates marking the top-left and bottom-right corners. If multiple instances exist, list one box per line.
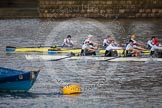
left=126, top=40, right=142, bottom=57
left=83, top=35, right=98, bottom=46
left=81, top=34, right=99, bottom=56
left=62, top=35, right=75, bottom=47
left=81, top=40, right=97, bottom=56
left=105, top=40, right=123, bottom=57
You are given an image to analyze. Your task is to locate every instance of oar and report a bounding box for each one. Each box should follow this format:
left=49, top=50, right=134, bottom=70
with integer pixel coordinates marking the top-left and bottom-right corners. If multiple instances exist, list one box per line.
left=50, top=53, right=76, bottom=61
left=6, top=45, right=81, bottom=49
left=6, top=45, right=62, bottom=49
left=103, top=56, right=121, bottom=61
left=51, top=56, right=73, bottom=61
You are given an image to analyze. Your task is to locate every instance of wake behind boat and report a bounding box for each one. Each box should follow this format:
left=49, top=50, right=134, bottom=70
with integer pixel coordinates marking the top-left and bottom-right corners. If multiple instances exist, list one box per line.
left=25, top=55, right=69, bottom=60
left=25, top=54, right=162, bottom=62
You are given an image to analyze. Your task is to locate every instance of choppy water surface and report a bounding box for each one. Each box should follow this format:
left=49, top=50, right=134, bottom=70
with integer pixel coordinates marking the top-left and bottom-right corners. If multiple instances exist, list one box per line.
left=0, top=18, right=162, bottom=108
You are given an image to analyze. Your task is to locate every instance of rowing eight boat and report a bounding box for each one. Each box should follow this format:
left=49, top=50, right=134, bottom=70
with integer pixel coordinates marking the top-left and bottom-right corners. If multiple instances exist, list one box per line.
left=25, top=55, right=162, bottom=62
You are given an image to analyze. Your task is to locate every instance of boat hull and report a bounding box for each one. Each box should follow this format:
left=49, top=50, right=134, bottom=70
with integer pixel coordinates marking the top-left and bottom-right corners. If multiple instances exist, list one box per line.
left=0, top=80, right=37, bottom=92
left=109, top=57, right=162, bottom=62
left=0, top=67, right=39, bottom=92
left=25, top=55, right=162, bottom=62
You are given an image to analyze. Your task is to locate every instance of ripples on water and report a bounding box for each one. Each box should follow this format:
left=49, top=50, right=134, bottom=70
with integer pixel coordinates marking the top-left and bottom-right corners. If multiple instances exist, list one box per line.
left=0, top=18, right=162, bottom=108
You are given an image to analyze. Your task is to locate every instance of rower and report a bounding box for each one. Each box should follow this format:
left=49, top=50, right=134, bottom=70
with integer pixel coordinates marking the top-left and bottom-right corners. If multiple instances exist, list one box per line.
left=105, top=40, right=122, bottom=57
left=147, top=36, right=162, bottom=57
left=103, top=35, right=119, bottom=49
left=81, top=40, right=96, bottom=56
left=83, top=35, right=97, bottom=46
left=153, top=36, right=159, bottom=46
left=130, top=34, right=145, bottom=51
left=147, top=37, right=154, bottom=50
left=62, top=35, right=74, bottom=47
left=147, top=36, right=155, bottom=56
left=82, top=34, right=98, bottom=52
left=102, top=35, right=112, bottom=49
left=126, top=40, right=142, bottom=57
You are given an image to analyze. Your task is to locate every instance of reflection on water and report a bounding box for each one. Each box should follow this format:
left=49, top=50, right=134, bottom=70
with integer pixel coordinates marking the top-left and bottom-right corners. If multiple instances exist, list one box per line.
left=0, top=18, right=162, bottom=108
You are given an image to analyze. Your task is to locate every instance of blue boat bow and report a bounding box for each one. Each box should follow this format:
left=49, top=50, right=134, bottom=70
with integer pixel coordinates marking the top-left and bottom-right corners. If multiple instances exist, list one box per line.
left=0, top=67, right=39, bottom=92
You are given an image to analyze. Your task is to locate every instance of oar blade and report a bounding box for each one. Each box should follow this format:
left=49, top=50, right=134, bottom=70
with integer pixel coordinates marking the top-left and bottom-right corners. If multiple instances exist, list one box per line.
left=6, top=46, right=16, bottom=52
left=48, top=51, right=58, bottom=55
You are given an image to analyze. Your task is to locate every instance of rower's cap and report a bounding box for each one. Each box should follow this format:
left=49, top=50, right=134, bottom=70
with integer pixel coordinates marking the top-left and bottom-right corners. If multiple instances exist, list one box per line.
left=87, top=35, right=93, bottom=38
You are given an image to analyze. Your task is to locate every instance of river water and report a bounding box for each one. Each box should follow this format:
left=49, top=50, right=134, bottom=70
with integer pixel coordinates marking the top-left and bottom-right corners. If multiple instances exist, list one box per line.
left=0, top=18, right=162, bottom=108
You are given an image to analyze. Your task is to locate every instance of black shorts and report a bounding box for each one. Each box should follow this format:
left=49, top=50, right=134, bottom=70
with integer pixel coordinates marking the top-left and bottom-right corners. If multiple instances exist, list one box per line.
left=105, top=50, right=118, bottom=57
left=125, top=50, right=132, bottom=57
left=81, top=49, right=96, bottom=56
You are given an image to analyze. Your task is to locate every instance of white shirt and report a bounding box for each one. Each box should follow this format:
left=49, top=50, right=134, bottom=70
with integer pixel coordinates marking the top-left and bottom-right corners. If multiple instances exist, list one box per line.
left=131, top=39, right=137, bottom=47
left=82, top=44, right=87, bottom=50
left=106, top=44, right=122, bottom=50
left=103, top=39, right=109, bottom=46
left=126, top=44, right=133, bottom=50
left=63, top=39, right=73, bottom=47
left=63, top=38, right=73, bottom=44
left=147, top=40, right=154, bottom=47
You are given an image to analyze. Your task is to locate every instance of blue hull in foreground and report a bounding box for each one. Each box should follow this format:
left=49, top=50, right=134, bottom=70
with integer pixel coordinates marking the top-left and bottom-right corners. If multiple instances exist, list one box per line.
left=0, top=67, right=39, bottom=92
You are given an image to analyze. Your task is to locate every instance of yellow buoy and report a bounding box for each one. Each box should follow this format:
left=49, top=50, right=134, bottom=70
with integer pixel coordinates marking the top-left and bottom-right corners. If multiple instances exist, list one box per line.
left=62, top=84, right=81, bottom=95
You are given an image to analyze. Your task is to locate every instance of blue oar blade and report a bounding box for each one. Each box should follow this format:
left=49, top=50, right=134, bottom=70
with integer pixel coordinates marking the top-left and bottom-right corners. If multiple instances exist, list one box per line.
left=48, top=51, right=58, bottom=55
left=6, top=46, right=16, bottom=52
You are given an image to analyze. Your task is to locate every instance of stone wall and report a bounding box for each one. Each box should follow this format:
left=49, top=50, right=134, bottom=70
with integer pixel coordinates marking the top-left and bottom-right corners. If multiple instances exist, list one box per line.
left=0, top=0, right=162, bottom=18
left=39, top=0, right=162, bottom=18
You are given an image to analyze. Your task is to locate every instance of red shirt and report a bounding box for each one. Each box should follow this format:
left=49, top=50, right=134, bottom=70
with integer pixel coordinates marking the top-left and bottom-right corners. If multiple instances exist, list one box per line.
left=153, top=39, right=159, bottom=45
